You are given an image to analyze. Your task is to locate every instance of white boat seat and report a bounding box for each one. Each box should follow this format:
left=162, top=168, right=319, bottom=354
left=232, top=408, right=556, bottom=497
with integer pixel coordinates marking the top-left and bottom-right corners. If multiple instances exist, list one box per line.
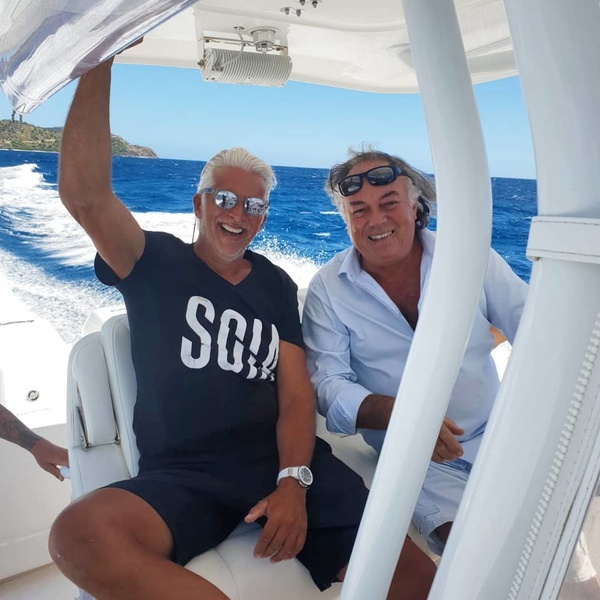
left=66, top=310, right=395, bottom=599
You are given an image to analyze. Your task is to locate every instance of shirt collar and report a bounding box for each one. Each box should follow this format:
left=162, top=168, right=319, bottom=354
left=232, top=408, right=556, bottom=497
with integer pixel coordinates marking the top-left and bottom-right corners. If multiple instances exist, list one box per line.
left=338, top=246, right=361, bottom=280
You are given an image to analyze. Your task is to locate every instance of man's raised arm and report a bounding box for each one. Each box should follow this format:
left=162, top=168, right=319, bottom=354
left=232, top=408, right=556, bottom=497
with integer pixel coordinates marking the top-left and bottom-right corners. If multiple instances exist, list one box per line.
left=59, top=58, right=144, bottom=280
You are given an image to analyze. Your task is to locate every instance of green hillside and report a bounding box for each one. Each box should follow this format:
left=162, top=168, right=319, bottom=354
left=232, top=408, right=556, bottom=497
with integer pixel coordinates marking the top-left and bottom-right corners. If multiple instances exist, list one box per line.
left=0, top=119, right=157, bottom=157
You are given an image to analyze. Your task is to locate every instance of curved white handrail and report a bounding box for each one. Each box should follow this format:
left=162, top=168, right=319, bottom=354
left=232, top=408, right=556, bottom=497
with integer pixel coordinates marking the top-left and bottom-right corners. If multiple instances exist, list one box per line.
left=431, top=1, right=600, bottom=598
left=341, top=0, right=492, bottom=597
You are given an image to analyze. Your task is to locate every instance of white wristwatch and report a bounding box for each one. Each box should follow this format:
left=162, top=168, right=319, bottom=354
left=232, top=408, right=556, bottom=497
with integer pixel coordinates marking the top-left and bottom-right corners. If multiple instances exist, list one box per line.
left=277, top=466, right=313, bottom=488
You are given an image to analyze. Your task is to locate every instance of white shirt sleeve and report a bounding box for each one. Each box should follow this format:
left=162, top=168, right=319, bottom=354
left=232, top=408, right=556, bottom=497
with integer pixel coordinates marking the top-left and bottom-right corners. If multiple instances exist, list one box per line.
left=302, top=273, right=371, bottom=435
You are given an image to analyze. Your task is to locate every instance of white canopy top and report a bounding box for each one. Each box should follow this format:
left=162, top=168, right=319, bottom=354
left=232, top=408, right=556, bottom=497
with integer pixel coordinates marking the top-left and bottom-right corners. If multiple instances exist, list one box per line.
left=121, top=0, right=516, bottom=93
left=0, top=0, right=516, bottom=113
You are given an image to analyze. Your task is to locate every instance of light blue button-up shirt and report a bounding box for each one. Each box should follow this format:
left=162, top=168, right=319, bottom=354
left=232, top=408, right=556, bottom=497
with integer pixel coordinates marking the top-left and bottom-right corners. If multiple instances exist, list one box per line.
left=302, top=229, right=528, bottom=463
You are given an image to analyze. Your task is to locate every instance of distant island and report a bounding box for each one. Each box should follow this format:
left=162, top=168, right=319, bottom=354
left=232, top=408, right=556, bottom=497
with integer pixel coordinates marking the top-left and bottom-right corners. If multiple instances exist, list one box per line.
left=0, top=118, right=157, bottom=158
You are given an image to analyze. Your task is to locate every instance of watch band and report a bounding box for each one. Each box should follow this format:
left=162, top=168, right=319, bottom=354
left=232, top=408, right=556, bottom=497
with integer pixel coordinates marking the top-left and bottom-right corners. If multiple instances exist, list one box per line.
left=277, top=466, right=300, bottom=485
left=276, top=465, right=313, bottom=488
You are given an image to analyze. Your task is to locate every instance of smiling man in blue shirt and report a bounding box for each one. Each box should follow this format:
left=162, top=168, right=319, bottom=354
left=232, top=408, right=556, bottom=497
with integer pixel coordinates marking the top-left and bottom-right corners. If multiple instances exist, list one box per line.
left=302, top=148, right=528, bottom=556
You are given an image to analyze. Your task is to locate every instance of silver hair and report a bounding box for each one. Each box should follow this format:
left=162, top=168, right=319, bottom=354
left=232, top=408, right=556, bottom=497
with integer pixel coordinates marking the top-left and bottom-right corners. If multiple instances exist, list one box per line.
left=325, top=146, right=435, bottom=229
left=197, top=147, right=277, bottom=197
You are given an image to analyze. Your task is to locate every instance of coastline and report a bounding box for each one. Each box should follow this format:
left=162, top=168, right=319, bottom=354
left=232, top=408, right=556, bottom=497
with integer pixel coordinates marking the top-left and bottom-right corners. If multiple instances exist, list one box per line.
left=0, top=120, right=158, bottom=158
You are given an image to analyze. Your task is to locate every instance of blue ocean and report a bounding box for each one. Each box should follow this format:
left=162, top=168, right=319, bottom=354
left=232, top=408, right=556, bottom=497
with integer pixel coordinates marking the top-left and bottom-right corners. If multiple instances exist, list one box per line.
left=0, top=149, right=536, bottom=343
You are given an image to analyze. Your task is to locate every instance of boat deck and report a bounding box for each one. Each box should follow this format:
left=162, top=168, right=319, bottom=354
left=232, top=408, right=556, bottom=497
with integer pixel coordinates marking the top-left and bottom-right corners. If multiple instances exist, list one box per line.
left=0, top=564, right=76, bottom=600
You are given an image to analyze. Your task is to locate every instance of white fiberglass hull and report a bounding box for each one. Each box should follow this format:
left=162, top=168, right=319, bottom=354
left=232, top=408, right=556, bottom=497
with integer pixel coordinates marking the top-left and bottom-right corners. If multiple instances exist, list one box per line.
left=0, top=280, right=71, bottom=581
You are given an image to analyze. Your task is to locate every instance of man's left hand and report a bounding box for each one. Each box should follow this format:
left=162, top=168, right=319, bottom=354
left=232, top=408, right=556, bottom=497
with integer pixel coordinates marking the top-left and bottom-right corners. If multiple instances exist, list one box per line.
left=245, top=479, right=308, bottom=562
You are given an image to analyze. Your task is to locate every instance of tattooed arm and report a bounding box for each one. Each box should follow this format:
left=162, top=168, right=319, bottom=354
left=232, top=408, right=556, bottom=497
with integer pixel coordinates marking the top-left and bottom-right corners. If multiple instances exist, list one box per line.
left=0, top=404, right=69, bottom=480
left=0, top=403, right=41, bottom=449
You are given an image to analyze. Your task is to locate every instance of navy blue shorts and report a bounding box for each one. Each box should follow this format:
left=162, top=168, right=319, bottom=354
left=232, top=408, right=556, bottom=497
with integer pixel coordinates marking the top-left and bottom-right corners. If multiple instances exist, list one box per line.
left=107, top=439, right=368, bottom=591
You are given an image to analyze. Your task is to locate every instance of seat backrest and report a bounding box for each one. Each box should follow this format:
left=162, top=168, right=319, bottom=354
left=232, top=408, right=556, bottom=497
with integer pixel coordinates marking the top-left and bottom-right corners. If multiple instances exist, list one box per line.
left=67, top=314, right=139, bottom=499
left=100, top=315, right=140, bottom=476
left=297, top=286, right=308, bottom=316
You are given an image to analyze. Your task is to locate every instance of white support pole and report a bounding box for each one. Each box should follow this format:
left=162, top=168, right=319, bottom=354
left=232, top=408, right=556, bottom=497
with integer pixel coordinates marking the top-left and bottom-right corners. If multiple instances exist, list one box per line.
left=429, top=1, right=600, bottom=598
left=504, top=0, right=600, bottom=218
left=340, top=1, right=492, bottom=598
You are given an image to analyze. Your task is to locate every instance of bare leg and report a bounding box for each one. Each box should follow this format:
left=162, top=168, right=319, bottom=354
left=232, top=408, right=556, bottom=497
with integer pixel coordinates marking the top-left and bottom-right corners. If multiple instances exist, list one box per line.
left=385, top=537, right=437, bottom=600
left=338, top=536, right=436, bottom=600
left=49, top=488, right=229, bottom=600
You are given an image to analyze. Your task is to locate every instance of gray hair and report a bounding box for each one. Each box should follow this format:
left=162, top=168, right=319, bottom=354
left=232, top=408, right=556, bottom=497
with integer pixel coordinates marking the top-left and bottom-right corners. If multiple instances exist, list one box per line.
left=325, top=147, right=435, bottom=229
left=197, top=147, right=277, bottom=198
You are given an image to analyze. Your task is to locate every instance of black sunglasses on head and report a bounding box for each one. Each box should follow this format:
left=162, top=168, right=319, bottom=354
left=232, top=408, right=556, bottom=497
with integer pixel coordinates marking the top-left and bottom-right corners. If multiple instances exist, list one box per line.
left=337, top=165, right=404, bottom=197
left=201, top=188, right=269, bottom=216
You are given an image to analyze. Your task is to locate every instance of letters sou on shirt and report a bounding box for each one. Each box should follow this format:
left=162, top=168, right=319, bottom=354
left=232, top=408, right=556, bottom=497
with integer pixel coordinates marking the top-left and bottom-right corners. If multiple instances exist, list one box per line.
left=180, top=294, right=279, bottom=381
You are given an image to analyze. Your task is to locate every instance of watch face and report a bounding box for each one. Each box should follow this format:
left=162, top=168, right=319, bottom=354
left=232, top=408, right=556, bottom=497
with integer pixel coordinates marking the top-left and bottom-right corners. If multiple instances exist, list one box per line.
left=298, top=466, right=313, bottom=487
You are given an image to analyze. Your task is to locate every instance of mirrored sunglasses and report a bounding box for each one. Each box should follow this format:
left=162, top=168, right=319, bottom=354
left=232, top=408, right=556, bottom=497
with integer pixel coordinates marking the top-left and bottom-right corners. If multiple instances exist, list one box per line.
left=201, top=188, right=269, bottom=216
left=337, top=165, right=404, bottom=197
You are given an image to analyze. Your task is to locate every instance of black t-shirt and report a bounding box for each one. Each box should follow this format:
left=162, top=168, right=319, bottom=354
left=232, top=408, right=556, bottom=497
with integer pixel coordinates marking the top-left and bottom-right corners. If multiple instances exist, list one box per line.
left=95, top=231, right=303, bottom=472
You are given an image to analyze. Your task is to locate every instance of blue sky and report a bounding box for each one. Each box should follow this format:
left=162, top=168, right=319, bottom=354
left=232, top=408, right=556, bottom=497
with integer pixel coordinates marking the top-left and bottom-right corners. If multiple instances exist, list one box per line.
left=1, top=64, right=535, bottom=179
